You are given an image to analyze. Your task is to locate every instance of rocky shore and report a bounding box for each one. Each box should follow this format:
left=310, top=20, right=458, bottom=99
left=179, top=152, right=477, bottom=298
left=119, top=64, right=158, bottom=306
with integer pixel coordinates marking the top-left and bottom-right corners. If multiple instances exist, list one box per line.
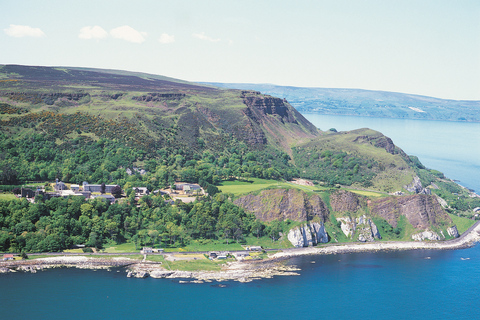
left=2, top=221, right=479, bottom=282
left=272, top=220, right=480, bottom=259
left=127, top=258, right=300, bottom=283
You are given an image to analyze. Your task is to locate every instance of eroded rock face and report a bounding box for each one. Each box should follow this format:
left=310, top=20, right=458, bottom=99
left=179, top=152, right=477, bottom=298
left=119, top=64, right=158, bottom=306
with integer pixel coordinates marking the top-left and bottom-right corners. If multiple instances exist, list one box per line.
left=336, top=215, right=381, bottom=242
left=404, top=176, right=431, bottom=194
left=336, top=217, right=355, bottom=238
left=287, top=222, right=328, bottom=247
left=234, top=188, right=329, bottom=222
left=447, top=225, right=459, bottom=238
left=369, top=194, right=451, bottom=229
left=330, top=190, right=364, bottom=213
left=412, top=229, right=441, bottom=241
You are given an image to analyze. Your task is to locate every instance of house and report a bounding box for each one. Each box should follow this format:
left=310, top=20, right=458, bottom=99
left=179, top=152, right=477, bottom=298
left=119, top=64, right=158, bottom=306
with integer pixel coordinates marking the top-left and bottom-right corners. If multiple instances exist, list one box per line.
left=152, top=248, right=164, bottom=253
left=141, top=247, right=153, bottom=254
left=233, top=252, right=250, bottom=260
left=175, top=183, right=202, bottom=195
left=91, top=194, right=115, bottom=203
left=246, top=246, right=262, bottom=251
left=133, top=187, right=149, bottom=196
left=3, top=254, right=14, bottom=261
left=82, top=182, right=117, bottom=193
left=21, top=187, right=35, bottom=198
left=54, top=179, right=67, bottom=191
left=208, top=251, right=219, bottom=259
left=71, top=184, right=80, bottom=192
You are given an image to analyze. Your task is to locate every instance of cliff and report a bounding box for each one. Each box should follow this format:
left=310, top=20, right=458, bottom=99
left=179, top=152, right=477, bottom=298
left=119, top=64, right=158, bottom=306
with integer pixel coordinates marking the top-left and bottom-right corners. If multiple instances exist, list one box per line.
left=369, top=194, right=452, bottom=229
left=287, top=222, right=329, bottom=247
left=233, top=188, right=329, bottom=222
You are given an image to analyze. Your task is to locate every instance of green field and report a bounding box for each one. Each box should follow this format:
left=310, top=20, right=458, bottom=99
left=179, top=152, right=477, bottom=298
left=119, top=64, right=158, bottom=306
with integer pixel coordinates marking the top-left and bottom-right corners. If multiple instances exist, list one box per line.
left=103, top=242, right=139, bottom=253
left=449, top=214, right=476, bottom=234
left=0, top=193, right=18, bottom=200
left=161, top=255, right=232, bottom=272
left=218, top=178, right=327, bottom=196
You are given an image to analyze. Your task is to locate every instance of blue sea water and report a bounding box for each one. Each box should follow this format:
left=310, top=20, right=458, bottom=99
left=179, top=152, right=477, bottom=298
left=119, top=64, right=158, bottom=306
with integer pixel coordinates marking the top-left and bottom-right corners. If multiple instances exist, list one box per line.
left=303, top=114, right=480, bottom=193
left=1, top=245, right=480, bottom=319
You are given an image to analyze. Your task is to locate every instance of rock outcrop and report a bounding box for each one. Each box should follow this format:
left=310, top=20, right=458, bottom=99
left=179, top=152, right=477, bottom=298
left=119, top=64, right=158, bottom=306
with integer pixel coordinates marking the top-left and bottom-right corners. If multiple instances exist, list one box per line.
left=234, top=188, right=329, bottom=222
left=411, top=229, right=441, bottom=241
left=404, top=176, right=431, bottom=194
left=330, top=190, right=365, bottom=213
left=287, top=222, right=329, bottom=247
left=369, top=194, right=451, bottom=229
left=336, top=215, right=381, bottom=242
left=447, top=225, right=459, bottom=238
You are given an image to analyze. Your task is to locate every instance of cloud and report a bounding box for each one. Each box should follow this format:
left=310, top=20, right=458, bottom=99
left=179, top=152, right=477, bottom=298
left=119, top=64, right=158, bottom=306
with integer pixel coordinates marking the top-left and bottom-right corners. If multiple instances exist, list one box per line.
left=79, top=26, right=108, bottom=40
left=192, top=32, right=220, bottom=42
left=4, top=24, right=45, bottom=38
left=110, top=25, right=146, bottom=43
left=158, top=33, right=175, bottom=44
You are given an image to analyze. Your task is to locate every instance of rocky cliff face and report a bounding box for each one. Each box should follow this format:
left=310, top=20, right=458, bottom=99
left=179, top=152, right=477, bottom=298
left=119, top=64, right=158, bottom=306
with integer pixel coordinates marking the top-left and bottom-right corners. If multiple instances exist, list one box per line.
left=404, top=176, right=431, bottom=194
left=234, top=188, right=329, bottom=222
left=447, top=225, right=459, bottom=238
left=369, top=194, right=451, bottom=229
left=240, top=91, right=319, bottom=151
left=336, top=215, right=381, bottom=242
left=1, top=91, right=90, bottom=105
left=330, top=190, right=365, bottom=213
left=287, top=222, right=329, bottom=247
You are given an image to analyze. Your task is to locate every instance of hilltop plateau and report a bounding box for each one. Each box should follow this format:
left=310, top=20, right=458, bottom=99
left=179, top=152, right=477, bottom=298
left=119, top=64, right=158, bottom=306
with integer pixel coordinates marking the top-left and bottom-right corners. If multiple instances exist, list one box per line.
left=0, top=65, right=478, bottom=255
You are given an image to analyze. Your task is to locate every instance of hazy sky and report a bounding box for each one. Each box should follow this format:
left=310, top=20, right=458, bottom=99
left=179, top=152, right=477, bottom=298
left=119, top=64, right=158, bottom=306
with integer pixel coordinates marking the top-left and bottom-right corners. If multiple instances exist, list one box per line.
left=1, top=0, right=479, bottom=100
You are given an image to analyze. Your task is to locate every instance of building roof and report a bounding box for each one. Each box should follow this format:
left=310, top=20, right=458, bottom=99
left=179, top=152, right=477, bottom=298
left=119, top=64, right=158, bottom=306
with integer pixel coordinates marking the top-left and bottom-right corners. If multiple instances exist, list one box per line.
left=3, top=254, right=14, bottom=258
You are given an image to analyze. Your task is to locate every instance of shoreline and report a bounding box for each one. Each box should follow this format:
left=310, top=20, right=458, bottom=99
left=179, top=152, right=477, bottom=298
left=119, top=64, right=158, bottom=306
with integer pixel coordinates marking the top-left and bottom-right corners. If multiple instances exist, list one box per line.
left=2, top=221, right=480, bottom=282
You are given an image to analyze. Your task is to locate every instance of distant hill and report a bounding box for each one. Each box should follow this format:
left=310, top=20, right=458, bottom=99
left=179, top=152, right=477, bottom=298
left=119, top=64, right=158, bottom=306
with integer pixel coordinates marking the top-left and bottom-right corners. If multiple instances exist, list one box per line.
left=202, top=83, right=480, bottom=122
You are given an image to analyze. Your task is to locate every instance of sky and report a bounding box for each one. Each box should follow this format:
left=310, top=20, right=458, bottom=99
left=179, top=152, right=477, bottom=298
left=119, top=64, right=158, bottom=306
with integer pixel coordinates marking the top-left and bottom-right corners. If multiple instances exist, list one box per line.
left=1, top=0, right=479, bottom=100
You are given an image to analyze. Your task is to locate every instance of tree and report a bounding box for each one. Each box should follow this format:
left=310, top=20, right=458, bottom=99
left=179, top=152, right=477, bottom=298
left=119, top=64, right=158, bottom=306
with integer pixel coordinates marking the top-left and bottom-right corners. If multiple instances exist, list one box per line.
left=100, top=183, right=106, bottom=194
left=111, top=185, right=122, bottom=198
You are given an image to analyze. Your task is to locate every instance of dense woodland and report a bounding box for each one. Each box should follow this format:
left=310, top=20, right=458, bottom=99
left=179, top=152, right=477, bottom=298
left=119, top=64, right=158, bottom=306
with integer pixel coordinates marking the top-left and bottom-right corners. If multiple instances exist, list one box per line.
left=0, top=192, right=285, bottom=253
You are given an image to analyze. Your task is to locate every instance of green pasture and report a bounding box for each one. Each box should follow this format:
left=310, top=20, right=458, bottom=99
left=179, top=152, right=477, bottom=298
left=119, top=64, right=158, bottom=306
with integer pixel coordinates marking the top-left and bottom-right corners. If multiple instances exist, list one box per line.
left=449, top=214, right=476, bottom=234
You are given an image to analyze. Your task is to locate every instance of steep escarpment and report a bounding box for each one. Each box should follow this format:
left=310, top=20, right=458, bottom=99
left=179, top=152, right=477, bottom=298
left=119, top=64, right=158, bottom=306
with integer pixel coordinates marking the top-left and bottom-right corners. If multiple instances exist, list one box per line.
left=233, top=188, right=329, bottom=222
left=241, top=91, right=319, bottom=151
left=329, top=189, right=366, bottom=213
left=369, top=194, right=452, bottom=229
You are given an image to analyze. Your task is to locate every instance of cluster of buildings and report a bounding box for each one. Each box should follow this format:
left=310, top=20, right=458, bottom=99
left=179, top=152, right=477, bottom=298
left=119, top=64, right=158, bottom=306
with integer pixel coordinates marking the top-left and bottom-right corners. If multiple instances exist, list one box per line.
left=19, top=180, right=119, bottom=203
left=18, top=180, right=207, bottom=205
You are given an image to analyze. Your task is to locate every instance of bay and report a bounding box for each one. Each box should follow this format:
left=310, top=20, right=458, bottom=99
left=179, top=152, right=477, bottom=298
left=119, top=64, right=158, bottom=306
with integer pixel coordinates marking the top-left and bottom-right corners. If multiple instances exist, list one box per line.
left=1, top=245, right=479, bottom=319
left=302, top=113, right=480, bottom=193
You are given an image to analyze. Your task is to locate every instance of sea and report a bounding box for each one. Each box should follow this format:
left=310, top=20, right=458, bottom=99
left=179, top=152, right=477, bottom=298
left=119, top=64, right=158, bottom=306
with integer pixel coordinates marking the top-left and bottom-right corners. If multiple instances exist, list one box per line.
left=1, top=115, right=480, bottom=319
left=303, top=114, right=480, bottom=193
left=1, top=246, right=479, bottom=319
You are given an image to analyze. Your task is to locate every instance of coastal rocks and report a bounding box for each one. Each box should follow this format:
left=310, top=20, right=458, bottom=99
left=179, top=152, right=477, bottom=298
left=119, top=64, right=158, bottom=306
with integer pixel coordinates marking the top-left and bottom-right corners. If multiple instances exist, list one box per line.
left=447, top=226, right=460, bottom=238
left=336, top=215, right=381, bottom=242
left=0, top=267, right=12, bottom=273
left=356, top=215, right=382, bottom=242
left=404, top=176, right=431, bottom=195
left=336, top=217, right=355, bottom=238
left=412, top=229, right=441, bottom=241
left=287, top=222, right=329, bottom=247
